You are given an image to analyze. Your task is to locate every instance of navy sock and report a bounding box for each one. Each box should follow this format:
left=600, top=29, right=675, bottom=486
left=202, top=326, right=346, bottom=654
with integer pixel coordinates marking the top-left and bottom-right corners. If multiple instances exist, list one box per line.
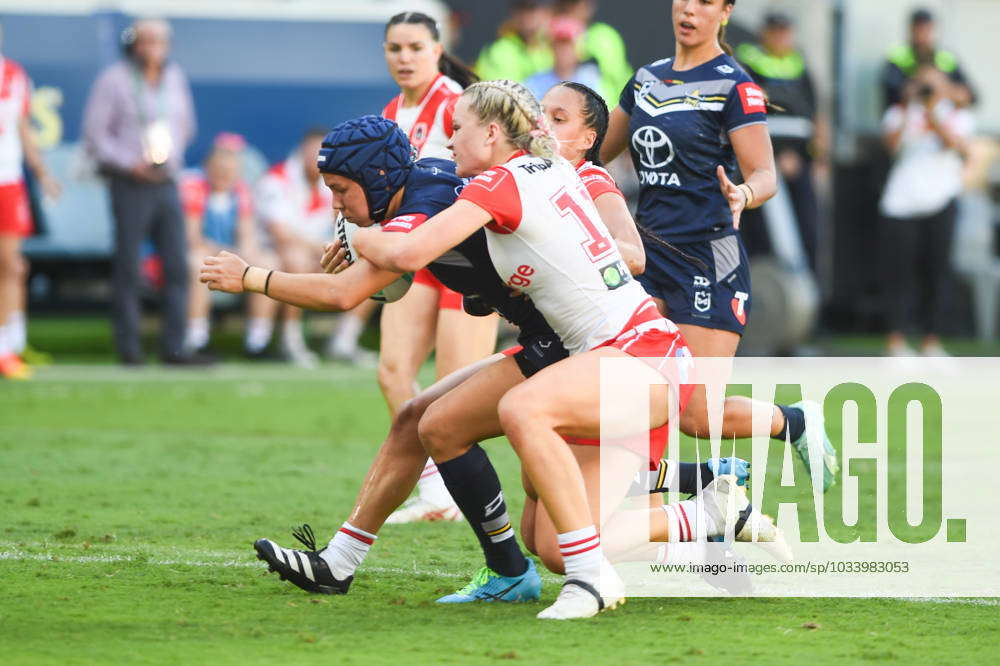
left=776, top=404, right=806, bottom=442
left=676, top=462, right=714, bottom=493
left=435, top=444, right=528, bottom=578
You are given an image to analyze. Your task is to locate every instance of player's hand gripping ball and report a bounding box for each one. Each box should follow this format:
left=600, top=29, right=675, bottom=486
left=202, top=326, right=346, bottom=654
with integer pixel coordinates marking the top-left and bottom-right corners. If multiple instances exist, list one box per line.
left=336, top=216, right=414, bottom=303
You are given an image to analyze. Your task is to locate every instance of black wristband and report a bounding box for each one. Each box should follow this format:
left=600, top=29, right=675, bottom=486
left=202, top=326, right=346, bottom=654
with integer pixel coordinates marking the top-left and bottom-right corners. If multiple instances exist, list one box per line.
left=242, top=265, right=251, bottom=282
left=264, top=270, right=274, bottom=296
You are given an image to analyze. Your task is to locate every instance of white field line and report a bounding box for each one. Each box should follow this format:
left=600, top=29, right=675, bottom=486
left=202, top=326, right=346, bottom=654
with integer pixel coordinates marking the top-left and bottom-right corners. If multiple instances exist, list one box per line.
left=0, top=547, right=468, bottom=580
left=1, top=546, right=998, bottom=604
left=28, top=364, right=375, bottom=384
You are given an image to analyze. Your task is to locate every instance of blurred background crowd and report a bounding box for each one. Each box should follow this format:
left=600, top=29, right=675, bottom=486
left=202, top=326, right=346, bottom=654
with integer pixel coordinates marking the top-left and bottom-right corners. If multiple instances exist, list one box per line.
left=0, top=0, right=997, bottom=374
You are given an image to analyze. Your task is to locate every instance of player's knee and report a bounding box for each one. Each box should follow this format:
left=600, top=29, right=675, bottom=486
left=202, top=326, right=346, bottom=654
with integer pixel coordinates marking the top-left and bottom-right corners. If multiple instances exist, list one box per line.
left=393, top=395, right=429, bottom=437
left=679, top=408, right=710, bottom=438
left=377, top=358, right=415, bottom=397
left=416, top=401, right=463, bottom=461
left=497, top=388, right=546, bottom=445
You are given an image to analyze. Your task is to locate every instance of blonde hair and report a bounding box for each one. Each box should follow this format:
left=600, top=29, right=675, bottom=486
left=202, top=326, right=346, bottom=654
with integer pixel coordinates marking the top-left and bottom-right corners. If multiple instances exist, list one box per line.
left=462, top=80, right=558, bottom=160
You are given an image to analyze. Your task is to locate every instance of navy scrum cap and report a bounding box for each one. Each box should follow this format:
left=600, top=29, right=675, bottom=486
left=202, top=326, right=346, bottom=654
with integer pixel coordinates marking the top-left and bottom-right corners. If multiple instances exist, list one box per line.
left=317, top=115, right=415, bottom=223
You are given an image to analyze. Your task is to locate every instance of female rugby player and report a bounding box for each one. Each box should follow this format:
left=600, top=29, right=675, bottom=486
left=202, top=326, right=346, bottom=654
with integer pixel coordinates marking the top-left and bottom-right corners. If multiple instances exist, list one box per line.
left=203, top=108, right=766, bottom=618
left=377, top=12, right=499, bottom=523
left=600, top=0, right=838, bottom=489
left=353, top=80, right=782, bottom=619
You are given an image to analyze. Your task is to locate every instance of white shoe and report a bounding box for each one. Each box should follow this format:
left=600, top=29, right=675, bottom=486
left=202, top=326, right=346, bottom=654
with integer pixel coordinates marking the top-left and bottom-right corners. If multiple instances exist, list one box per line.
left=280, top=337, right=319, bottom=369
left=921, top=343, right=951, bottom=357
left=385, top=496, right=462, bottom=524
left=537, top=559, right=625, bottom=620
left=702, top=475, right=793, bottom=563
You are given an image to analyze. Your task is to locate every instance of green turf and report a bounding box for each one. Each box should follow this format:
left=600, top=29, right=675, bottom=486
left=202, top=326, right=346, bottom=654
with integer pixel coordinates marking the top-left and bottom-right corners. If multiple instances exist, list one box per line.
left=2, top=364, right=998, bottom=665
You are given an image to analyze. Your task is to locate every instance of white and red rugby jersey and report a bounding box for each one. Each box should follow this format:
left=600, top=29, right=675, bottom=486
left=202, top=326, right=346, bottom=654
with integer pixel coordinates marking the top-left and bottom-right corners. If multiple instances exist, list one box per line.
left=0, top=57, right=32, bottom=185
left=576, top=160, right=624, bottom=201
left=382, top=74, right=461, bottom=161
left=459, top=152, right=651, bottom=354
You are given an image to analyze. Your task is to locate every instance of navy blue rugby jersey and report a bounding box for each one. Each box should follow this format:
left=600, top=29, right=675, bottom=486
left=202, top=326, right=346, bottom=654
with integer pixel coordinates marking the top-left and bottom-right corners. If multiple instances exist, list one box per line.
left=382, top=158, right=557, bottom=341
left=619, top=53, right=768, bottom=242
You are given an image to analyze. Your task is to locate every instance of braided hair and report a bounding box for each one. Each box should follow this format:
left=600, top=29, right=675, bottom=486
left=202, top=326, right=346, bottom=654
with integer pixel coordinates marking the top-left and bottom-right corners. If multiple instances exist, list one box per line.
left=462, top=80, right=559, bottom=159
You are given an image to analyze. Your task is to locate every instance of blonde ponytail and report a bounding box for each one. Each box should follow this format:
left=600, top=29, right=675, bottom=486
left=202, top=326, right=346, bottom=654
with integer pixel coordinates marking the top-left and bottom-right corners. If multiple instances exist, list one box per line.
left=462, top=80, right=559, bottom=160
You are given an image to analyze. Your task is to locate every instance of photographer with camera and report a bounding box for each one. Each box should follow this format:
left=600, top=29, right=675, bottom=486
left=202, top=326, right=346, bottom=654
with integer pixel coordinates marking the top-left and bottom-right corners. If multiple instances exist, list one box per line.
left=882, top=8, right=975, bottom=111
left=878, top=63, right=974, bottom=357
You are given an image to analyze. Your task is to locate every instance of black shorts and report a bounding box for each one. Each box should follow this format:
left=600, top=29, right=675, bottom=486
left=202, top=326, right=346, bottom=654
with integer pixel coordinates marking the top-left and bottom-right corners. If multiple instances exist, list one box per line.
left=637, top=233, right=751, bottom=335
left=503, top=333, right=569, bottom=378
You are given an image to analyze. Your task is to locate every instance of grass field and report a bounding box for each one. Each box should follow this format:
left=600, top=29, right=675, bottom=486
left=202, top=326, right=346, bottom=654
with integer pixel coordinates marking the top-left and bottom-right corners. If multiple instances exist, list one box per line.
left=2, top=319, right=999, bottom=664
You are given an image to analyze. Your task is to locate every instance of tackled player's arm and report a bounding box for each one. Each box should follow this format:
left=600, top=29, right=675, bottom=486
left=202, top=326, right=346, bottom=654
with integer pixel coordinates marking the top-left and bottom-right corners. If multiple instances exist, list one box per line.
left=199, top=250, right=401, bottom=311
left=351, top=200, right=492, bottom=274
left=594, top=192, right=645, bottom=275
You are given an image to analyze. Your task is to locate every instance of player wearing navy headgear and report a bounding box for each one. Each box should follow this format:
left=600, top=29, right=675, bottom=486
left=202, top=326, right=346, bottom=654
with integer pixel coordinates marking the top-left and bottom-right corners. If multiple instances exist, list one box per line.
left=376, top=12, right=499, bottom=525
left=600, top=0, right=839, bottom=490
left=202, top=115, right=554, bottom=604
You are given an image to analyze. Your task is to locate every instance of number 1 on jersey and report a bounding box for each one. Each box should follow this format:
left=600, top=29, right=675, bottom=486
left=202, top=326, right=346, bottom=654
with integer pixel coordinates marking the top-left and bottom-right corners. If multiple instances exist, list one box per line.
left=551, top=188, right=614, bottom=263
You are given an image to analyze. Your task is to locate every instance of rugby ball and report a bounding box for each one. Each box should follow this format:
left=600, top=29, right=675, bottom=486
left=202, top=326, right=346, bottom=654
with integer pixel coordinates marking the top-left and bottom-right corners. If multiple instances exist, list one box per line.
left=335, top=216, right=414, bottom=303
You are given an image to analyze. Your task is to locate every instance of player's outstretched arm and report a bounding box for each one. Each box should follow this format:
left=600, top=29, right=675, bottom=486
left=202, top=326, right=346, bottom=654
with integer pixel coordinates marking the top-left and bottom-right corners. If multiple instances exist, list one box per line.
left=352, top=200, right=492, bottom=273
left=199, top=250, right=402, bottom=312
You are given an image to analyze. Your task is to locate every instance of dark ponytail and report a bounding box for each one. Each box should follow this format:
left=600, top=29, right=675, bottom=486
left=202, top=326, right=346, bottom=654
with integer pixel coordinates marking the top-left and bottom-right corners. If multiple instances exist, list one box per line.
left=385, top=12, right=479, bottom=90
left=558, top=82, right=609, bottom=166
left=719, top=0, right=736, bottom=56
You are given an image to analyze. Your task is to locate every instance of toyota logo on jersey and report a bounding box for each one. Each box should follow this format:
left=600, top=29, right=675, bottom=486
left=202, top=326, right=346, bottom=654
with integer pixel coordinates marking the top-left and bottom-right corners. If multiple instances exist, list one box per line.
left=632, top=126, right=675, bottom=170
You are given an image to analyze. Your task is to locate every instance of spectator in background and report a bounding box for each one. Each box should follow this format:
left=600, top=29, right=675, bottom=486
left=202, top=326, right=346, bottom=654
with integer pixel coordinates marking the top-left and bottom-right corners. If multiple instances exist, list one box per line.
left=0, top=24, right=60, bottom=379
left=737, top=12, right=827, bottom=270
left=883, top=9, right=975, bottom=110
left=525, top=17, right=601, bottom=101
left=180, top=133, right=278, bottom=357
left=256, top=129, right=376, bottom=367
left=879, top=65, right=973, bottom=357
left=552, top=0, right=631, bottom=106
left=476, top=0, right=553, bottom=83
left=82, top=18, right=200, bottom=365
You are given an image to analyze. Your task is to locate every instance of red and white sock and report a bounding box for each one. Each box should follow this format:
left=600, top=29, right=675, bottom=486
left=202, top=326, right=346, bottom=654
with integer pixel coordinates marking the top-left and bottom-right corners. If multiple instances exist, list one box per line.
left=319, top=523, right=376, bottom=580
left=558, top=526, right=602, bottom=583
left=655, top=540, right=706, bottom=565
left=417, top=459, right=455, bottom=508
left=662, top=499, right=717, bottom=542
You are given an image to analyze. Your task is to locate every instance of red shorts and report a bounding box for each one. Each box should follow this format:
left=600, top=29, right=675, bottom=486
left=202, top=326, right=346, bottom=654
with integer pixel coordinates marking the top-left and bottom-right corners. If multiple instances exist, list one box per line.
left=0, top=181, right=33, bottom=237
left=413, top=268, right=463, bottom=310
left=566, top=299, right=695, bottom=467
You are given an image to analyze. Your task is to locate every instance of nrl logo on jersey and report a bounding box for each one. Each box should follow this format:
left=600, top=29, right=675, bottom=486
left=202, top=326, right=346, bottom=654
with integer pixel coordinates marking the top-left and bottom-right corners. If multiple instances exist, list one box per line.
left=715, top=64, right=735, bottom=75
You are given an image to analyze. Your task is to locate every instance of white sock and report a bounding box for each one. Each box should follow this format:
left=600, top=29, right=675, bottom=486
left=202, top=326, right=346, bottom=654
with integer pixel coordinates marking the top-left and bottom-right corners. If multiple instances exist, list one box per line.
left=0, top=324, right=10, bottom=356
left=245, top=317, right=274, bottom=353
left=8, top=311, right=26, bottom=353
left=416, top=460, right=455, bottom=507
left=558, top=526, right=602, bottom=583
left=186, top=317, right=210, bottom=351
left=662, top=499, right=717, bottom=542
left=331, top=314, right=364, bottom=357
left=655, top=540, right=707, bottom=565
left=282, top=319, right=307, bottom=351
left=320, top=523, right=377, bottom=581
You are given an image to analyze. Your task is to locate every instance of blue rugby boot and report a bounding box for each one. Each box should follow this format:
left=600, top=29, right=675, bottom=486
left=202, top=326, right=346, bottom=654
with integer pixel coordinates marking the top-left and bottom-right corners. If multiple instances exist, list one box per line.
left=437, top=559, right=541, bottom=603
left=789, top=400, right=839, bottom=492
left=707, top=456, right=750, bottom=486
